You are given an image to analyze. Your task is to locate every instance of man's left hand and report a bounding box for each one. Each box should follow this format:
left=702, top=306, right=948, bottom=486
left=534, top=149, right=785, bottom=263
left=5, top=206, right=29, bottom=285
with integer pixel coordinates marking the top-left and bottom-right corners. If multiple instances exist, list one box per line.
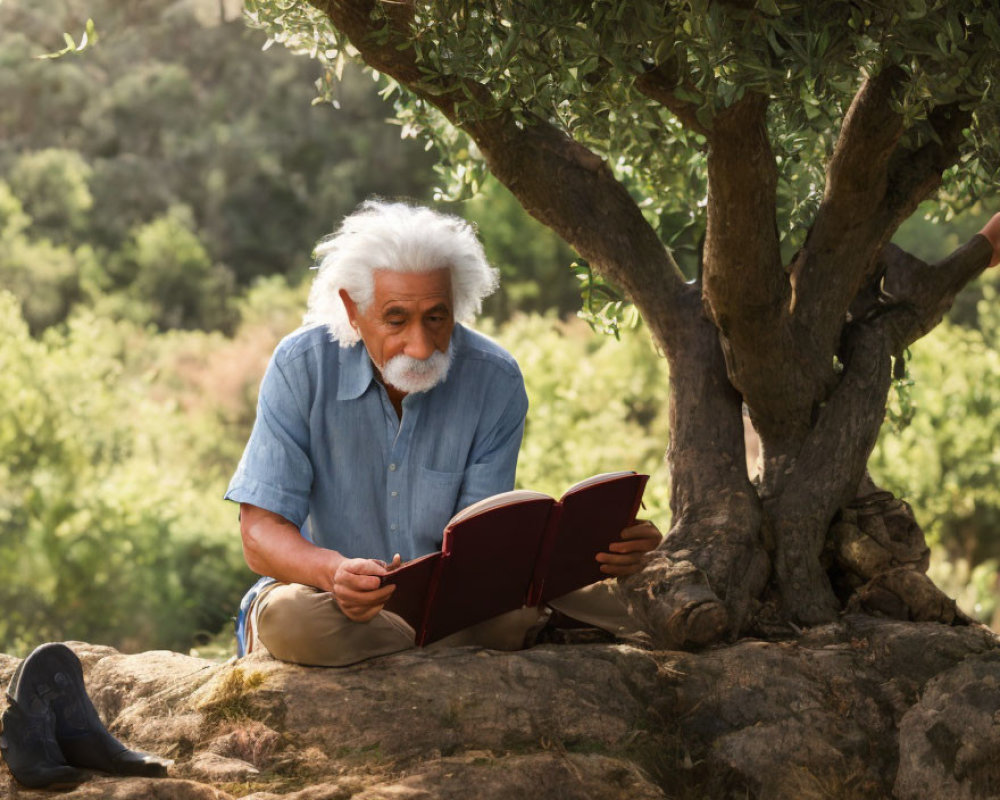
left=596, top=520, right=663, bottom=578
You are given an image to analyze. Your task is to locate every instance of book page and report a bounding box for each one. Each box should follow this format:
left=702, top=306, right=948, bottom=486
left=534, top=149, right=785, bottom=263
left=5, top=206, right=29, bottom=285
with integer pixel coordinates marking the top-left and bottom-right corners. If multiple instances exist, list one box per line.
left=562, top=470, right=636, bottom=497
left=447, top=489, right=552, bottom=526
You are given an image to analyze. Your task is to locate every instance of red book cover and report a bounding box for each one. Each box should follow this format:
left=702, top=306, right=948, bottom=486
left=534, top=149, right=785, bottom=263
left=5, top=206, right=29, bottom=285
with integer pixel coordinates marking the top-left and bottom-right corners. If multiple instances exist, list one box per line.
left=380, top=550, right=440, bottom=633
left=535, top=472, right=648, bottom=604
left=419, top=496, right=554, bottom=644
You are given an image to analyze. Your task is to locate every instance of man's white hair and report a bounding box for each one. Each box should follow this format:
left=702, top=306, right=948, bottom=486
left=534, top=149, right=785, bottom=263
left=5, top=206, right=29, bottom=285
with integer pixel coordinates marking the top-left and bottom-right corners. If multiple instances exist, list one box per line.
left=304, top=199, right=499, bottom=345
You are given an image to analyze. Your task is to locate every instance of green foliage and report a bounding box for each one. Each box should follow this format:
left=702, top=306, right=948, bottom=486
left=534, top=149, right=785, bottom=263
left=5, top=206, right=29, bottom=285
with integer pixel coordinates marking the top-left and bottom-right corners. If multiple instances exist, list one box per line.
left=0, top=232, right=83, bottom=334
left=0, top=181, right=30, bottom=239
left=0, top=292, right=252, bottom=656
left=0, top=177, right=85, bottom=334
left=7, top=148, right=93, bottom=243
left=0, top=0, right=441, bottom=331
left=461, top=177, right=581, bottom=319
left=572, top=260, right=640, bottom=339
left=33, top=16, right=98, bottom=60
left=250, top=0, right=1000, bottom=307
left=119, top=205, right=239, bottom=333
left=0, top=0, right=620, bottom=335
left=489, top=316, right=672, bottom=525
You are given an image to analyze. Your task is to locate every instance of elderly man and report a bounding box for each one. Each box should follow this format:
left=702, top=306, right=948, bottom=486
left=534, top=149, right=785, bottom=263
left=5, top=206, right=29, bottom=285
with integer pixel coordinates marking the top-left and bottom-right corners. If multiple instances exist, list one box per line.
left=226, top=200, right=661, bottom=666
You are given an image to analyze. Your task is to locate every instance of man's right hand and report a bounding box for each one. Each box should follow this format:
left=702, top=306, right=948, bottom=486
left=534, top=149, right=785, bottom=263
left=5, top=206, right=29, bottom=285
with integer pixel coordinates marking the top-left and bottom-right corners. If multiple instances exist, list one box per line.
left=980, top=212, right=1000, bottom=268
left=240, top=504, right=403, bottom=624
left=331, top=556, right=400, bottom=622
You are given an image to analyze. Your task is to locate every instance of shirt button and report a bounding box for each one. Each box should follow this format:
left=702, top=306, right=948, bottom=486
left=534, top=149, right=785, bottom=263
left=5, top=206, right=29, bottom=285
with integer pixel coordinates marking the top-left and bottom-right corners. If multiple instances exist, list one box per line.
left=391, top=491, right=398, bottom=497
left=390, top=524, right=397, bottom=531
left=388, top=463, right=397, bottom=472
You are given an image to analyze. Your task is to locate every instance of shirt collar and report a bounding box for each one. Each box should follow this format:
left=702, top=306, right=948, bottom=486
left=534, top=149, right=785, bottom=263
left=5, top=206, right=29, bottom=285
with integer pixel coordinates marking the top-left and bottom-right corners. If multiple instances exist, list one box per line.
left=337, top=341, right=376, bottom=401
left=335, top=323, right=467, bottom=401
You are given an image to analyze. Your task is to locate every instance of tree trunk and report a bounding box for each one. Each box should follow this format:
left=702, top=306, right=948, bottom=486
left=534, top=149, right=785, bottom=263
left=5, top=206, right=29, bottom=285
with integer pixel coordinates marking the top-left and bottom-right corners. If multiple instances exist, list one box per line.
left=619, top=287, right=768, bottom=648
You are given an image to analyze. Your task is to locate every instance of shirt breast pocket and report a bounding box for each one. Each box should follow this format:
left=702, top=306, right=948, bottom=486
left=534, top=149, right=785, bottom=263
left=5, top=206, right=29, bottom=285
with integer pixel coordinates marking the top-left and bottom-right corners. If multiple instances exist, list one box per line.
left=412, top=466, right=465, bottom=549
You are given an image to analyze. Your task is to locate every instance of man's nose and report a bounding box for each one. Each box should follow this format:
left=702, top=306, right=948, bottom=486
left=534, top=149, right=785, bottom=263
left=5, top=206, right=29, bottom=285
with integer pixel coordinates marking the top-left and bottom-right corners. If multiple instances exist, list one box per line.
left=404, top=324, right=436, bottom=360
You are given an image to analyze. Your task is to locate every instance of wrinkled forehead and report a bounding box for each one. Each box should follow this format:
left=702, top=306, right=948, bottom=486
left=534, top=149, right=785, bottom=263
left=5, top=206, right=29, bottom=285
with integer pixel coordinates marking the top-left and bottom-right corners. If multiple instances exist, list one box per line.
left=371, top=267, right=453, bottom=307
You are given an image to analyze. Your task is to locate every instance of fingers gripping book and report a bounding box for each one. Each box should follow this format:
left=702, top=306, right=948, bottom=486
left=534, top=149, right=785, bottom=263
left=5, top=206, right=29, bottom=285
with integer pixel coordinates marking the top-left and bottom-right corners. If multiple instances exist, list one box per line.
left=380, top=471, right=649, bottom=645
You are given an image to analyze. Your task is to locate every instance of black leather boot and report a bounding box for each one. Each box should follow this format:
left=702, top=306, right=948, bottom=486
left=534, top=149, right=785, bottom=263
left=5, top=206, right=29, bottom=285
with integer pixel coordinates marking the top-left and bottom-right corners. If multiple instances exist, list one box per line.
left=2, top=651, right=87, bottom=789
left=12, top=643, right=171, bottom=778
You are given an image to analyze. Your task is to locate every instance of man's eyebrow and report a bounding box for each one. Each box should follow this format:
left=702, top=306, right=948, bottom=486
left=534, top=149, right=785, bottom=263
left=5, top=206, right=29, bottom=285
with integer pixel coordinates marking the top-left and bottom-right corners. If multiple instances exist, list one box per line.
left=425, top=302, right=452, bottom=315
left=381, top=304, right=409, bottom=318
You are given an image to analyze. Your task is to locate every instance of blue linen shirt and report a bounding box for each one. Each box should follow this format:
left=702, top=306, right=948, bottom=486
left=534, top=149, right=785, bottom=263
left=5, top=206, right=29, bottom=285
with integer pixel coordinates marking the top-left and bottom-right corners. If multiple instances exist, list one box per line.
left=225, top=322, right=528, bottom=563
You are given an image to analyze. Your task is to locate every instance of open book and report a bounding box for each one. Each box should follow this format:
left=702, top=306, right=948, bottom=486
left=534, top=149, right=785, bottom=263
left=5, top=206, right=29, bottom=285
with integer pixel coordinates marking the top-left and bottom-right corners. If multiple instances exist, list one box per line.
left=380, top=471, right=649, bottom=646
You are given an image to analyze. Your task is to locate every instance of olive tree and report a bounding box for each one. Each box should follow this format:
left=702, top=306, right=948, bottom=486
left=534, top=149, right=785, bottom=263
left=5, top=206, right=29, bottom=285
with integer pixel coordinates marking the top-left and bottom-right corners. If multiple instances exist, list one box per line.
left=247, top=0, right=1000, bottom=646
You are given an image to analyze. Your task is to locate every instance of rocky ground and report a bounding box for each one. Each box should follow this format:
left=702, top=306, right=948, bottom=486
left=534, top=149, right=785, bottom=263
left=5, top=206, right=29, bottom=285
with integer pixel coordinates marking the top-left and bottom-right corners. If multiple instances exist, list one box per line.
left=1, top=616, right=999, bottom=799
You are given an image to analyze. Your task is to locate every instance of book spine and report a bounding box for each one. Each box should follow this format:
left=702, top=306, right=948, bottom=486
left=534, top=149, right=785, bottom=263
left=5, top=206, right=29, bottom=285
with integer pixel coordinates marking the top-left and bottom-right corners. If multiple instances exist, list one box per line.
left=526, top=503, right=564, bottom=607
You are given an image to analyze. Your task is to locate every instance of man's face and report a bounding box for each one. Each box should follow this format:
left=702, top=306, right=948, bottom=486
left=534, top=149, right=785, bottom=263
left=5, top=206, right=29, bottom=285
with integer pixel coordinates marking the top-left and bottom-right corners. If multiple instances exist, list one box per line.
left=342, top=268, right=455, bottom=395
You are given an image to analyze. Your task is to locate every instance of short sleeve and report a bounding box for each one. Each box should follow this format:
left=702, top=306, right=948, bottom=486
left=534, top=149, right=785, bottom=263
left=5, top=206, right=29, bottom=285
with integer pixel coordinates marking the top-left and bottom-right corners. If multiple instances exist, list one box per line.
left=224, top=354, right=314, bottom=527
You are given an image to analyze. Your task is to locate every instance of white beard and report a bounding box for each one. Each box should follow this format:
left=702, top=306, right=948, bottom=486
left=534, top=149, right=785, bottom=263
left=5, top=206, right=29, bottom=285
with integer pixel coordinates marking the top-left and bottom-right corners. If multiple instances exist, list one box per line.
left=380, top=346, right=453, bottom=394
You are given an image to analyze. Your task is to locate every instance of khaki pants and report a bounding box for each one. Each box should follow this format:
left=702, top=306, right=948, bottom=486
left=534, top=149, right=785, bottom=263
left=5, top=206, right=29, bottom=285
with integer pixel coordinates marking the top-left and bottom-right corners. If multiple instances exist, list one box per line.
left=251, top=580, right=639, bottom=667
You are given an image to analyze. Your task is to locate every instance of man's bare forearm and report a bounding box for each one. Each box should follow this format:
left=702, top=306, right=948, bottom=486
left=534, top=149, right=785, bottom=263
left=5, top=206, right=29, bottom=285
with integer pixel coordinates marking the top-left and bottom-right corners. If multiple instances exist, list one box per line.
left=240, top=503, right=343, bottom=592
left=239, top=503, right=397, bottom=621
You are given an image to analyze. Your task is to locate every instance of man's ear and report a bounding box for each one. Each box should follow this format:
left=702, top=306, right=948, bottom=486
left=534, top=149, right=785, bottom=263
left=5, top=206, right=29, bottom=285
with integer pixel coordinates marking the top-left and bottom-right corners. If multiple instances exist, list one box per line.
left=339, top=289, right=360, bottom=329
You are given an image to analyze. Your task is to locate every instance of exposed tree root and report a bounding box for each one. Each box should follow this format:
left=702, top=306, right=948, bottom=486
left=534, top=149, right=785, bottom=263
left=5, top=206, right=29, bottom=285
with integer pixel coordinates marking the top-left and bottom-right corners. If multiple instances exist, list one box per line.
left=832, top=486, right=974, bottom=625
left=847, top=567, right=972, bottom=624
left=618, top=553, right=729, bottom=650
left=831, top=489, right=931, bottom=583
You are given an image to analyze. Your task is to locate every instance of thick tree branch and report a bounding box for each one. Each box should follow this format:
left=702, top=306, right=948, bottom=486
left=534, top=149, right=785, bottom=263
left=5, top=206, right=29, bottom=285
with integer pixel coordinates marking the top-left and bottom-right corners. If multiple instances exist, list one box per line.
left=874, top=102, right=974, bottom=235
left=703, top=93, right=784, bottom=322
left=465, top=115, right=684, bottom=320
left=789, top=77, right=973, bottom=340
left=789, top=67, right=906, bottom=331
left=761, top=69, right=906, bottom=434
left=824, top=67, right=907, bottom=221
left=750, top=69, right=973, bottom=444
left=867, top=234, right=994, bottom=353
left=699, top=93, right=818, bottom=442
left=310, top=0, right=689, bottom=321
